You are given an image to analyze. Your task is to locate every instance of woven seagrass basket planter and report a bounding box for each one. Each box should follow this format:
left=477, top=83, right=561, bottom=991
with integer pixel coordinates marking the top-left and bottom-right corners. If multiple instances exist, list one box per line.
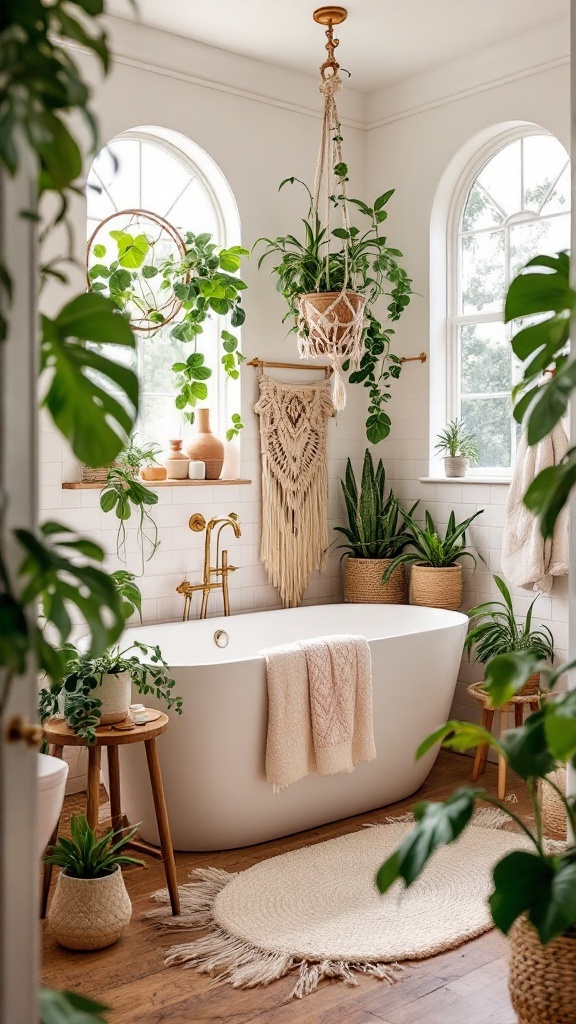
left=48, top=865, right=132, bottom=950
left=343, top=558, right=407, bottom=604
left=509, top=917, right=576, bottom=1024
left=298, top=291, right=366, bottom=354
left=410, top=564, right=462, bottom=611
left=540, top=765, right=567, bottom=840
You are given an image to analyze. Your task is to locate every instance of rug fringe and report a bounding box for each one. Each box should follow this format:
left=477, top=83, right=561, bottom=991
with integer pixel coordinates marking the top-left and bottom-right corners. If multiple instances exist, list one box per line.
left=149, top=867, right=405, bottom=998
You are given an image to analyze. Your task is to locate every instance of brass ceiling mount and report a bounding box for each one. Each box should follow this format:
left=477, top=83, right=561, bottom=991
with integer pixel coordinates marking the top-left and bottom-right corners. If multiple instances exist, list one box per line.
left=313, top=7, right=348, bottom=26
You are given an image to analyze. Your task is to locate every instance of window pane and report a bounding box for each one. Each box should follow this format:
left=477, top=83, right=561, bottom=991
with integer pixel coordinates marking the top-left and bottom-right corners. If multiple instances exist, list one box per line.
left=462, top=183, right=505, bottom=231
left=141, top=329, right=188, bottom=395
left=509, top=214, right=571, bottom=280
left=460, top=323, right=511, bottom=394
left=169, top=178, right=221, bottom=239
left=541, top=163, right=570, bottom=216
left=461, top=230, right=505, bottom=314
left=138, top=395, right=183, bottom=448
left=461, top=397, right=511, bottom=468
left=140, top=140, right=191, bottom=218
left=90, top=139, right=141, bottom=211
left=476, top=140, right=521, bottom=218
left=523, top=135, right=569, bottom=212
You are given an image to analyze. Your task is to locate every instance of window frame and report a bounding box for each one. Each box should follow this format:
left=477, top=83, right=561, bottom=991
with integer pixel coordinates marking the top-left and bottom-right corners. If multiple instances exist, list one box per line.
left=445, top=126, right=570, bottom=478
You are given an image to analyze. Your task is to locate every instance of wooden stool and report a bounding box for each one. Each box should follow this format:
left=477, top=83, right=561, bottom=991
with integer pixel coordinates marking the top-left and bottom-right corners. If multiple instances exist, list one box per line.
left=41, top=711, right=180, bottom=918
left=467, top=682, right=540, bottom=801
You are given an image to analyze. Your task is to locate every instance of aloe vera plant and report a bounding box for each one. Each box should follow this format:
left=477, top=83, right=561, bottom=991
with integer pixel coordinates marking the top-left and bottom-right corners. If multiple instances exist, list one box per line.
left=44, top=814, right=144, bottom=879
left=382, top=508, right=484, bottom=581
left=464, top=574, right=554, bottom=664
left=334, top=450, right=416, bottom=559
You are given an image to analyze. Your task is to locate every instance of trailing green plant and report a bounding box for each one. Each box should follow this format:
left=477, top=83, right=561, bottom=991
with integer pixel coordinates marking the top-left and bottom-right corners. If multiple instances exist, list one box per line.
left=110, top=570, right=142, bottom=622
left=382, top=508, right=484, bottom=580
left=39, top=641, right=183, bottom=743
left=255, top=175, right=412, bottom=444
left=465, top=574, right=554, bottom=665
left=99, top=468, right=159, bottom=571
left=334, top=449, right=417, bottom=559
left=434, top=418, right=479, bottom=462
left=44, top=813, right=144, bottom=879
left=40, top=988, right=110, bottom=1024
left=89, top=226, right=248, bottom=438
left=375, top=648, right=576, bottom=946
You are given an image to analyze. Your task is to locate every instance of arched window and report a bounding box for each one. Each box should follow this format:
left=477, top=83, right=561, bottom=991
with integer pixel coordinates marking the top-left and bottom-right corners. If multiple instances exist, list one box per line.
left=447, top=130, right=570, bottom=473
left=86, top=127, right=240, bottom=445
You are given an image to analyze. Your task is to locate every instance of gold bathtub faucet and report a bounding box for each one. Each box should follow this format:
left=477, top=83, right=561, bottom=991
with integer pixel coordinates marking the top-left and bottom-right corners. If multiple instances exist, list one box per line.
left=176, top=512, right=241, bottom=620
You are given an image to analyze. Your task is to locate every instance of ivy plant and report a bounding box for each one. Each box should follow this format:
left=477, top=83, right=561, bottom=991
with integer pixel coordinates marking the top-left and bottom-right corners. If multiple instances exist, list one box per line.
left=255, top=172, right=412, bottom=444
left=88, top=226, right=248, bottom=437
left=100, top=469, right=160, bottom=571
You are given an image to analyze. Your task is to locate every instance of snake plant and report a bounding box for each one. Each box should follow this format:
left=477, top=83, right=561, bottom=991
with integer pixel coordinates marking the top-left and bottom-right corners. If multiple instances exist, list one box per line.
left=334, top=449, right=417, bottom=559
left=382, top=508, right=484, bottom=581
left=464, top=574, right=554, bottom=664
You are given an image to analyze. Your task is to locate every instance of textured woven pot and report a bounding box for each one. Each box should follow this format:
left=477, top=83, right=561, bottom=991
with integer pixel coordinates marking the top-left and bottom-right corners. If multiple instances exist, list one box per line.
left=541, top=765, right=567, bottom=840
left=98, top=671, right=132, bottom=725
left=516, top=671, right=541, bottom=697
left=81, top=465, right=111, bottom=483
left=48, top=865, right=132, bottom=950
left=509, top=917, right=576, bottom=1024
left=410, top=564, right=463, bottom=611
left=443, top=456, right=469, bottom=478
left=343, top=558, right=407, bottom=604
left=297, top=291, right=366, bottom=355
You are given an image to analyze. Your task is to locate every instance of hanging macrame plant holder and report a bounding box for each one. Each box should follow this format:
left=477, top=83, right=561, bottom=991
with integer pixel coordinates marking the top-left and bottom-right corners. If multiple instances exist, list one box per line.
left=297, top=10, right=366, bottom=411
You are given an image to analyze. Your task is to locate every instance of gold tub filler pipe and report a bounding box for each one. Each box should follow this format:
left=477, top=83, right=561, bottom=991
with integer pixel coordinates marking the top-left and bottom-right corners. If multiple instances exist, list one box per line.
left=176, top=513, right=241, bottom=621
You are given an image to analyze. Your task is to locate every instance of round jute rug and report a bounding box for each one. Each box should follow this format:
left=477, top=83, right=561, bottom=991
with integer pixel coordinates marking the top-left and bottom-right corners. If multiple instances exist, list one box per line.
left=150, top=816, right=530, bottom=998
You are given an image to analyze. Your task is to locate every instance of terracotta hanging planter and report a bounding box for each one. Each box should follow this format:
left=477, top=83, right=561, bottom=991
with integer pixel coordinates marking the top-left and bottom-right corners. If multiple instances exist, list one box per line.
left=297, top=291, right=366, bottom=359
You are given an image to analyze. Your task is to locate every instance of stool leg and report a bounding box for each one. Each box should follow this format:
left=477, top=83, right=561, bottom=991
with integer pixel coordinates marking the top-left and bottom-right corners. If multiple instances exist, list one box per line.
left=514, top=702, right=524, bottom=728
left=107, top=746, right=122, bottom=832
left=497, top=706, right=512, bottom=801
left=144, top=737, right=180, bottom=916
left=86, top=745, right=102, bottom=831
left=472, top=708, right=494, bottom=782
left=40, top=744, right=64, bottom=919
left=529, top=699, right=540, bottom=715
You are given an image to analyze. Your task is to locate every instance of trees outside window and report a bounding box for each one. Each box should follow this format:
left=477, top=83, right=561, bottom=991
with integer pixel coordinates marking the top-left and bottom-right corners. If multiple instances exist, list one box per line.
left=449, top=132, right=570, bottom=472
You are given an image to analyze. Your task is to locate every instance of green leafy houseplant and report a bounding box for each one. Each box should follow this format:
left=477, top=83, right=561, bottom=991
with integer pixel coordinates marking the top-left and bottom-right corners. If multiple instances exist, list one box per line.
left=39, top=988, right=110, bottom=1024
left=44, top=813, right=144, bottom=879
left=465, top=574, right=555, bottom=665
left=375, top=648, right=576, bottom=1022
left=115, top=435, right=161, bottom=476
left=39, top=642, right=183, bottom=743
left=89, top=226, right=248, bottom=435
left=335, top=449, right=416, bottom=559
left=435, top=418, right=480, bottom=461
left=256, top=176, right=411, bottom=444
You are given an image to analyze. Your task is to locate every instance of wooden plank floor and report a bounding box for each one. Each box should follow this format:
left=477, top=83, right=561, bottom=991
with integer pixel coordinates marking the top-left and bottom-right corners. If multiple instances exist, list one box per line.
left=42, top=752, right=529, bottom=1024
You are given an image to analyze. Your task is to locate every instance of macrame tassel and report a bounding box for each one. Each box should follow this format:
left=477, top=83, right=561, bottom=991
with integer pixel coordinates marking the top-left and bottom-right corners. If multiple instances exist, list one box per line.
left=331, top=362, right=347, bottom=411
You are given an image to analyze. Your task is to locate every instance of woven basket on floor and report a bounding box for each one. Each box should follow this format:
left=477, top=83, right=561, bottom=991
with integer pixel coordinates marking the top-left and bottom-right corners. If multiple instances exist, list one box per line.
left=410, top=564, right=462, bottom=611
left=343, top=558, right=407, bottom=604
left=509, top=916, right=576, bottom=1024
left=48, top=865, right=132, bottom=950
left=541, top=765, right=567, bottom=840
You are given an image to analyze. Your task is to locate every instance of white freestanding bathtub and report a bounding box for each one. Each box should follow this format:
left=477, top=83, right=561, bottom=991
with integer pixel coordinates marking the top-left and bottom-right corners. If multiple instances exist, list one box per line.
left=116, top=604, right=467, bottom=851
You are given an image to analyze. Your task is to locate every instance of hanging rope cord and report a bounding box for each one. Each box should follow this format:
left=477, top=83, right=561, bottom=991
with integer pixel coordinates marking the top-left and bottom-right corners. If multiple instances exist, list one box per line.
left=313, top=71, right=350, bottom=294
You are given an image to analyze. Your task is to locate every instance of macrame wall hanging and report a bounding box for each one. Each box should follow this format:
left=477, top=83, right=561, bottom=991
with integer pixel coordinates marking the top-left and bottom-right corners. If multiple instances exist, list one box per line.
left=297, top=7, right=366, bottom=412
left=254, top=374, right=335, bottom=608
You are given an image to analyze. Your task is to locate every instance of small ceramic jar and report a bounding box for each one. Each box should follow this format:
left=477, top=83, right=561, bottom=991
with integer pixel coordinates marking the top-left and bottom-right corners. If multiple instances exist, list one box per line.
left=141, top=465, right=167, bottom=482
left=163, top=439, right=189, bottom=480
left=188, top=460, right=206, bottom=480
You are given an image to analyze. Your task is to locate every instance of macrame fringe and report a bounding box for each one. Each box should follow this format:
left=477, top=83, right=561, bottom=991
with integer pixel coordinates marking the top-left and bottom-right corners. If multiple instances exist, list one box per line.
left=149, top=867, right=405, bottom=1000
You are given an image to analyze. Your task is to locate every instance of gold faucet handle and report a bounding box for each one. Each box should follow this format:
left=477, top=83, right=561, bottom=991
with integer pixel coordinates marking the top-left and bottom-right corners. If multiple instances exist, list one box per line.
left=176, top=580, right=192, bottom=595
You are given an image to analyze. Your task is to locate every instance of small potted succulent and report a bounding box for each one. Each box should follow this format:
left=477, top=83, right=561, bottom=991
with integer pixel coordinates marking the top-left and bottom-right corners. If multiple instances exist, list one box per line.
left=465, top=574, right=555, bottom=696
left=39, top=642, right=183, bottom=743
left=434, top=418, right=480, bottom=478
left=382, top=508, right=484, bottom=610
left=46, top=814, right=143, bottom=950
left=335, top=449, right=416, bottom=603
left=376, top=648, right=576, bottom=1024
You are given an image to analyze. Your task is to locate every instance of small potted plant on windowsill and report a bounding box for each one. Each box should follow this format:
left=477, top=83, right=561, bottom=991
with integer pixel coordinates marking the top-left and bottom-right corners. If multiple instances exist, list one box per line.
left=39, top=642, right=183, bottom=743
left=382, top=508, right=484, bottom=610
left=335, top=449, right=416, bottom=603
left=46, top=813, right=143, bottom=950
left=434, top=418, right=480, bottom=478
left=465, top=574, right=555, bottom=696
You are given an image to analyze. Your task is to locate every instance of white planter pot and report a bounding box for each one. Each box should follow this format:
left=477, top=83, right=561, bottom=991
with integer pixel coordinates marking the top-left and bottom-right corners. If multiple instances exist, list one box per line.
left=48, top=865, right=132, bottom=950
left=98, top=671, right=132, bottom=724
left=444, top=456, right=469, bottom=478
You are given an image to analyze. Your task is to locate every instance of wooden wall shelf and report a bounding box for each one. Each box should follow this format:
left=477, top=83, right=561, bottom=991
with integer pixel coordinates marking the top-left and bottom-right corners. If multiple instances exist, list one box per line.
left=62, top=479, right=252, bottom=490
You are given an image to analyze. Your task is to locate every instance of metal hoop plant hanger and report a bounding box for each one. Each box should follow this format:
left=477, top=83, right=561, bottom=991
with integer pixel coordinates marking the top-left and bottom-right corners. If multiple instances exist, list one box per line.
left=86, top=208, right=188, bottom=333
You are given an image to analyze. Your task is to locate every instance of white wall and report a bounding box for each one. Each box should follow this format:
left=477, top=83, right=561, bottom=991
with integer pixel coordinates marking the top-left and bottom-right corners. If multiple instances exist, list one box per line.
left=366, top=22, right=570, bottom=728
left=39, top=17, right=370, bottom=629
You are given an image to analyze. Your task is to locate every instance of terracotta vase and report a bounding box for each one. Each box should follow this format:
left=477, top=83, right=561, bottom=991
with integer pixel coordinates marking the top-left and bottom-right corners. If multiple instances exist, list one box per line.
left=163, top=439, right=190, bottom=480
left=184, top=409, right=224, bottom=480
